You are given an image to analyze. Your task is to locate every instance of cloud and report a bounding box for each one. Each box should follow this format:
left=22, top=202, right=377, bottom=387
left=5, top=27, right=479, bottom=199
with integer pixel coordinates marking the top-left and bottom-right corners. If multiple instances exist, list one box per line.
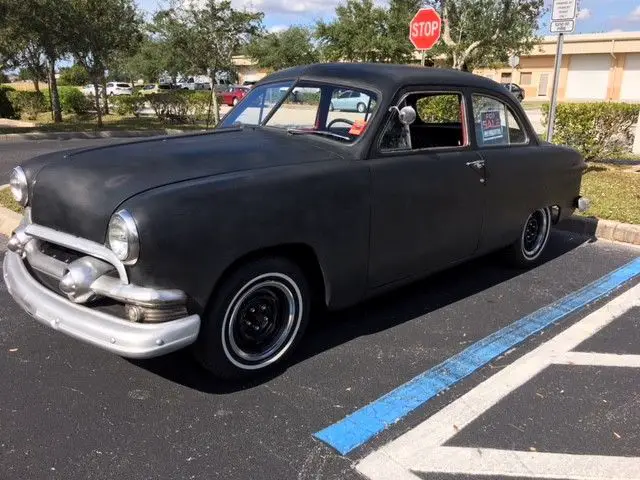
left=632, top=5, right=640, bottom=20
left=576, top=8, right=591, bottom=20
left=231, top=0, right=340, bottom=15
left=268, top=24, right=288, bottom=32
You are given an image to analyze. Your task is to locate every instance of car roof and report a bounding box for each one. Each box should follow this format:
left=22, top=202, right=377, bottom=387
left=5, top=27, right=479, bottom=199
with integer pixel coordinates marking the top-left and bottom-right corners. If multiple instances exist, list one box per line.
left=260, top=63, right=504, bottom=97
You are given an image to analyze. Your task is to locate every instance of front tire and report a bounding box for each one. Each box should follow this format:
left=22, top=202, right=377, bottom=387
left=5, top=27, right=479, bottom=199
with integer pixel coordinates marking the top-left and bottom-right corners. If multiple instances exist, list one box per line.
left=232, top=97, right=239, bottom=106
left=194, top=257, right=311, bottom=379
left=504, top=207, right=552, bottom=267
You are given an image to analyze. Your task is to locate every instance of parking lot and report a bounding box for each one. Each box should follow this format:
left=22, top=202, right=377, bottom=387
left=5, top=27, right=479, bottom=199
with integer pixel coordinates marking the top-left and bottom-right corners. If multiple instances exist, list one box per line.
left=1, top=205, right=639, bottom=480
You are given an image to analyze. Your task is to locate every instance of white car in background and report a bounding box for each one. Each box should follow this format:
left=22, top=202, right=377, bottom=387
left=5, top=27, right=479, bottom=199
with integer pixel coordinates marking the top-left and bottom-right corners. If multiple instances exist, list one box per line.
left=81, top=84, right=103, bottom=96
left=106, top=82, right=133, bottom=96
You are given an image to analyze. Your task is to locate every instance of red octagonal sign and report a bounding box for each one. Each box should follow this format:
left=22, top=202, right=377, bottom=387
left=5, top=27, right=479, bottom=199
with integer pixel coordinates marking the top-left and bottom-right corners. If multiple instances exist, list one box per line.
left=409, top=7, right=442, bottom=50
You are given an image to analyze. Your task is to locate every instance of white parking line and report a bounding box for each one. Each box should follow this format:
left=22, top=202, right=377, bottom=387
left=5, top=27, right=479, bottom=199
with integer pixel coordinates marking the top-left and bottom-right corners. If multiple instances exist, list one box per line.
left=357, top=282, right=640, bottom=480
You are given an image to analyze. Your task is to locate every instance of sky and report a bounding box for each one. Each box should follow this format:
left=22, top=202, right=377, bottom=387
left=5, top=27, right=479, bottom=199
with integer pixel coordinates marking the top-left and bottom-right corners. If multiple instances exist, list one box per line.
left=136, top=0, right=640, bottom=35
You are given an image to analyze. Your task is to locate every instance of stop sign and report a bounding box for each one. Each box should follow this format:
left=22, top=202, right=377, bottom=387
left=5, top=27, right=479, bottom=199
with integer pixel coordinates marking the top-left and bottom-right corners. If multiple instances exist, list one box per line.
left=409, top=7, right=442, bottom=50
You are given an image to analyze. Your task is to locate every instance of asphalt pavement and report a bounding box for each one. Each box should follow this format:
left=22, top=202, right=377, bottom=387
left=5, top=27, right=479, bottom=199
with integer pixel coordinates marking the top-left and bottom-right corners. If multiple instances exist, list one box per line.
left=1, top=230, right=639, bottom=480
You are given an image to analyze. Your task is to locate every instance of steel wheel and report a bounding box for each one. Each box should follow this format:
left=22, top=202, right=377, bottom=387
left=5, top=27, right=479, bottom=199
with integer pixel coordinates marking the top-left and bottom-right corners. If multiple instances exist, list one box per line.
left=195, top=257, right=311, bottom=379
left=521, top=208, right=551, bottom=261
left=222, top=273, right=302, bottom=369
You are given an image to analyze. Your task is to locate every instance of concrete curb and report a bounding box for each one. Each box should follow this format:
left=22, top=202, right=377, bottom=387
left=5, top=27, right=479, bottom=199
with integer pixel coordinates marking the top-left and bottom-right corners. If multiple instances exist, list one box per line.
left=556, top=215, right=640, bottom=246
left=0, top=128, right=199, bottom=142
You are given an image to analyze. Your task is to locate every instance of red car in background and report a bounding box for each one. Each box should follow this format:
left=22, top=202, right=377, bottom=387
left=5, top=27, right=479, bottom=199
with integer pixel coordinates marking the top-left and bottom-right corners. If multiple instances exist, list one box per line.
left=221, top=86, right=250, bottom=106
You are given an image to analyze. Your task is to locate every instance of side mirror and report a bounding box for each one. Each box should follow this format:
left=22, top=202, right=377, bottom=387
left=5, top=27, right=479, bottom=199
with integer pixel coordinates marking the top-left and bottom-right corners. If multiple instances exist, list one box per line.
left=398, top=106, right=417, bottom=125
left=389, top=105, right=417, bottom=126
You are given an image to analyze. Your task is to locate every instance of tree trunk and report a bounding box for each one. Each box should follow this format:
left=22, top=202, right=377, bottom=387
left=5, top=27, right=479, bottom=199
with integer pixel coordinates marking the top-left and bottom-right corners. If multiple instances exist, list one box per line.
left=101, top=77, right=110, bottom=115
left=48, top=58, right=62, bottom=123
left=32, top=79, right=40, bottom=93
left=93, top=82, right=103, bottom=128
left=206, top=73, right=220, bottom=128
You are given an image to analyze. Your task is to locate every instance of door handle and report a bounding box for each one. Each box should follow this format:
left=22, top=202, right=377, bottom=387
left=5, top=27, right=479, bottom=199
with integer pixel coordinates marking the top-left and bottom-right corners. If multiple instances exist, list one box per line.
left=466, top=159, right=485, bottom=169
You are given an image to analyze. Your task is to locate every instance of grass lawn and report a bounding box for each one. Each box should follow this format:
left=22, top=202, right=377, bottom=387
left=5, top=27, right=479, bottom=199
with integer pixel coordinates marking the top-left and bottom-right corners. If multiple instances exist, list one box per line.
left=0, top=187, right=24, bottom=214
left=580, top=163, right=640, bottom=225
left=0, top=112, right=207, bottom=134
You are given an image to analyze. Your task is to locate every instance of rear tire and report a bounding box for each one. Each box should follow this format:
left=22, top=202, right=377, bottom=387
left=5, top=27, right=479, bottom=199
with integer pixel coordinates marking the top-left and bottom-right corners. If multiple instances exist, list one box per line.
left=356, top=102, right=366, bottom=113
left=194, top=257, right=311, bottom=380
left=504, top=207, right=552, bottom=268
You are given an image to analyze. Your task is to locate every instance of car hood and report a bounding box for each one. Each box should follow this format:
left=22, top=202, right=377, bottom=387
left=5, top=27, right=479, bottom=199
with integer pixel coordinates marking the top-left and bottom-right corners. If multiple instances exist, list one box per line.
left=26, top=128, right=343, bottom=242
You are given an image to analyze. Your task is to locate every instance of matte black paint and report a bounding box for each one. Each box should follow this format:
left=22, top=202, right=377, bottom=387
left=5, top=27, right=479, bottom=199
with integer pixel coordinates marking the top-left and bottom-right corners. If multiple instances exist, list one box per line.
left=20, top=63, right=585, bottom=316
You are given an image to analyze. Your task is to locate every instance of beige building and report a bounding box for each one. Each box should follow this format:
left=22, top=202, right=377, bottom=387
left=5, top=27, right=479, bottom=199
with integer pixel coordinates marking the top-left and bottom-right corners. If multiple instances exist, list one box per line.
left=474, top=31, right=640, bottom=102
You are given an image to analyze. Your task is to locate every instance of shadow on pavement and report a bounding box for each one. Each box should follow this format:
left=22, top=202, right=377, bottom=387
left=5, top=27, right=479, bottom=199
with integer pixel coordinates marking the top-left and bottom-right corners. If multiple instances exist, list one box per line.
left=132, top=231, right=589, bottom=394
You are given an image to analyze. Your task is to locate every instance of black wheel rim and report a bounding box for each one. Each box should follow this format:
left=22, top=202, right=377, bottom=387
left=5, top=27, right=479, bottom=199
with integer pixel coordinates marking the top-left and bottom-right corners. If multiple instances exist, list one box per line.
left=223, top=274, right=302, bottom=369
left=521, top=209, right=549, bottom=259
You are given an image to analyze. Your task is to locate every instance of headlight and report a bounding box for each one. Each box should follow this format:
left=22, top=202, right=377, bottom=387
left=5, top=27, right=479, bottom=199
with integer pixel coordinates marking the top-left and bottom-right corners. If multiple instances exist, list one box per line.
left=107, top=210, right=140, bottom=264
left=10, top=166, right=28, bottom=206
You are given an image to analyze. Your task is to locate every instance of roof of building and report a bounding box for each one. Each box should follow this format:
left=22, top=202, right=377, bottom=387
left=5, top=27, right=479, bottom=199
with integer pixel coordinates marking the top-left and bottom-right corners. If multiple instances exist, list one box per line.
left=259, top=62, right=501, bottom=95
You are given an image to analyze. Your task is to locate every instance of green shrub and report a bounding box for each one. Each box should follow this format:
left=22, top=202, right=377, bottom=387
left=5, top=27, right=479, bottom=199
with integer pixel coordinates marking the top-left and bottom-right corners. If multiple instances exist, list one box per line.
left=148, top=90, right=219, bottom=124
left=59, top=87, right=90, bottom=114
left=8, top=91, right=46, bottom=120
left=417, top=94, right=461, bottom=123
left=0, top=85, right=19, bottom=119
left=542, top=102, right=640, bottom=161
left=111, top=94, right=146, bottom=116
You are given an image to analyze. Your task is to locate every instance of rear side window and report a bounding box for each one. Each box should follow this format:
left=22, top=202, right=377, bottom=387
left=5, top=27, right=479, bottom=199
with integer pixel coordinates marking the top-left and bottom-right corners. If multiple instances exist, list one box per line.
left=471, top=94, right=527, bottom=147
left=117, top=83, right=130, bottom=88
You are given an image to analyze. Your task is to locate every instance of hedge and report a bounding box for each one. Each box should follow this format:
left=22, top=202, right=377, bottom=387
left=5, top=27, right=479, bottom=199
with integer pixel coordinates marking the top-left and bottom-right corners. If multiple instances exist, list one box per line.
left=542, top=102, right=640, bottom=161
left=7, top=91, right=46, bottom=120
left=111, top=94, right=146, bottom=116
left=148, top=91, right=217, bottom=124
left=42, top=86, right=91, bottom=115
left=0, top=85, right=19, bottom=119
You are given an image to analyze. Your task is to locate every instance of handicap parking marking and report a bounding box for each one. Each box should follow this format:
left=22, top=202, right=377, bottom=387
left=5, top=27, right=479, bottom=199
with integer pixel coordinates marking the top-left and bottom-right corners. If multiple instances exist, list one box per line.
left=356, top=281, right=640, bottom=480
left=314, top=257, right=640, bottom=455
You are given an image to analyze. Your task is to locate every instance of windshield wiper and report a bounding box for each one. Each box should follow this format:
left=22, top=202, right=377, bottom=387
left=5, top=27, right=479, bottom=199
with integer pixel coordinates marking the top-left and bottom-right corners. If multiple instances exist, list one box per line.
left=287, top=128, right=350, bottom=141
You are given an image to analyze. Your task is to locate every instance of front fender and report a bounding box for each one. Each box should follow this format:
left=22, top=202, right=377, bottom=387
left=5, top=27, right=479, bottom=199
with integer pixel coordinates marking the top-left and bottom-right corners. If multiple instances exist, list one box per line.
left=123, top=160, right=371, bottom=313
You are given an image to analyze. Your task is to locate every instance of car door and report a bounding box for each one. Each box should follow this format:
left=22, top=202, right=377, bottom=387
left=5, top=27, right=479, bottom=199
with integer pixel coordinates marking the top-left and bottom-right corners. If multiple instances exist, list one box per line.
left=468, top=91, right=545, bottom=252
left=367, top=88, right=486, bottom=288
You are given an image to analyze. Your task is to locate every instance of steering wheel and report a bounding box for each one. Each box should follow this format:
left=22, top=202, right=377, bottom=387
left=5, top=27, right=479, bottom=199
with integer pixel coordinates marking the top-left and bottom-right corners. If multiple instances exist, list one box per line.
left=327, top=118, right=354, bottom=129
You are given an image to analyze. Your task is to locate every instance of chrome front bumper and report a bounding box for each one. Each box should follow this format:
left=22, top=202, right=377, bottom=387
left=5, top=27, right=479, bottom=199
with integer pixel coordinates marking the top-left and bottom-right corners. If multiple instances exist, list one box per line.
left=4, top=251, right=200, bottom=358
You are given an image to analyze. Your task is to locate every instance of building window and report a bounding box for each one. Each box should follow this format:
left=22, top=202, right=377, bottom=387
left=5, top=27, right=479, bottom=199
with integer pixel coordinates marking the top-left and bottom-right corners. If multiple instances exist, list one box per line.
left=501, top=72, right=512, bottom=84
left=520, top=72, right=532, bottom=85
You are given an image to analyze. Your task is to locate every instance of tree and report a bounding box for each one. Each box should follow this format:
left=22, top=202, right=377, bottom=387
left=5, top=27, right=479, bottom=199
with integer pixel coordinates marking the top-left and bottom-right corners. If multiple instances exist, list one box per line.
left=316, top=0, right=388, bottom=62
left=246, top=27, right=319, bottom=71
left=58, top=64, right=90, bottom=86
left=66, top=0, right=143, bottom=126
left=0, top=0, right=73, bottom=122
left=2, top=40, right=47, bottom=92
left=428, top=0, right=545, bottom=70
left=158, top=1, right=263, bottom=126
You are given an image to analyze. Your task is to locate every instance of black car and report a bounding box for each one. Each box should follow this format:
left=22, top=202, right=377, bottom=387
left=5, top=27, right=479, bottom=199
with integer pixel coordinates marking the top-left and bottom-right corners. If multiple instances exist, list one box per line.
left=5, top=64, right=587, bottom=379
left=503, top=82, right=525, bottom=102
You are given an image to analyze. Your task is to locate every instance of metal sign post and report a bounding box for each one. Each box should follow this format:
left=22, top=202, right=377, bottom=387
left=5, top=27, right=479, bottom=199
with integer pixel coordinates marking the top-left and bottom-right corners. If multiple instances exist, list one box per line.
left=546, top=34, right=564, bottom=142
left=547, top=0, right=577, bottom=142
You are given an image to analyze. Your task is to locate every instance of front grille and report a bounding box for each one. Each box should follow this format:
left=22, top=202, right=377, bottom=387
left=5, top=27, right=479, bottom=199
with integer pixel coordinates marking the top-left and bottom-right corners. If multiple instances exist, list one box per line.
left=38, top=242, right=83, bottom=265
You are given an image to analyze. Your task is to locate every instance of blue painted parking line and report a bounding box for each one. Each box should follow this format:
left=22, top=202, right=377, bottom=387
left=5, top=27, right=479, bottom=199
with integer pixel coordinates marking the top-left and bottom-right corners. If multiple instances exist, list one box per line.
left=314, top=257, right=640, bottom=455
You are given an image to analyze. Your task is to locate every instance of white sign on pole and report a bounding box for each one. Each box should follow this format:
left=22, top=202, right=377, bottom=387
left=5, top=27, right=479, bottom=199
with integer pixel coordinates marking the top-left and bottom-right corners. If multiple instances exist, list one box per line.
left=552, top=0, right=577, bottom=21
left=508, top=55, right=520, bottom=68
left=551, top=19, right=575, bottom=33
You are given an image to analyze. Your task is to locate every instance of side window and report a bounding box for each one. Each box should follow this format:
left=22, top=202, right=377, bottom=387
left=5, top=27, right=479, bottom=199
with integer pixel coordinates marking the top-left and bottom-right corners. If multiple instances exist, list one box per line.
left=472, top=94, right=527, bottom=147
left=380, top=92, right=467, bottom=152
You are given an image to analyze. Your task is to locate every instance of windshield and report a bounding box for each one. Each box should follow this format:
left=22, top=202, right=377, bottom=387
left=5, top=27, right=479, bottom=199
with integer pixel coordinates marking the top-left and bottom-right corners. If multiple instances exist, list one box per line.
left=219, top=81, right=379, bottom=143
